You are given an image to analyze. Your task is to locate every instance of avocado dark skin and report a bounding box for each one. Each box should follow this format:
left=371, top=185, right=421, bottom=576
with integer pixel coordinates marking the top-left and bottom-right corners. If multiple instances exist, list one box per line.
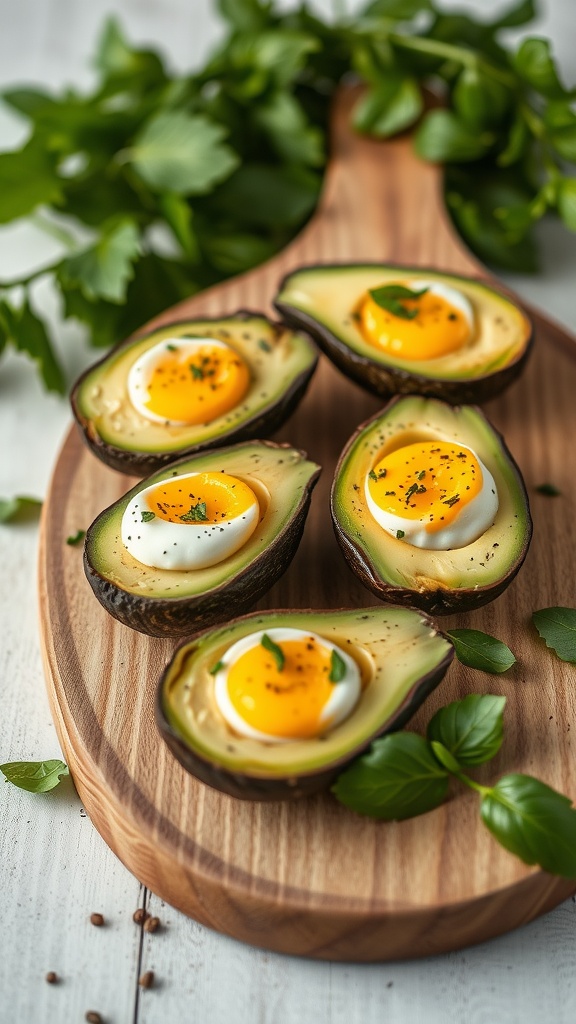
left=155, top=606, right=455, bottom=801
left=71, top=311, right=318, bottom=477
left=274, top=264, right=534, bottom=406
left=83, top=441, right=321, bottom=638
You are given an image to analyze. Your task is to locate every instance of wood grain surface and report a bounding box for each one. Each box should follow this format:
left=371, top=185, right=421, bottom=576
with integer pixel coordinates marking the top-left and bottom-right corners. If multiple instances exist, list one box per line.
left=39, top=87, right=576, bottom=960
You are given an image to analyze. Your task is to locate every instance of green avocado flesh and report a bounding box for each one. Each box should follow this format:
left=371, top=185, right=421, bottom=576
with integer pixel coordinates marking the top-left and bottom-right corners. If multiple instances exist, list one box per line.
left=74, top=314, right=316, bottom=455
left=86, top=442, right=319, bottom=601
left=161, top=607, right=453, bottom=778
left=275, top=265, right=531, bottom=382
left=332, top=396, right=531, bottom=601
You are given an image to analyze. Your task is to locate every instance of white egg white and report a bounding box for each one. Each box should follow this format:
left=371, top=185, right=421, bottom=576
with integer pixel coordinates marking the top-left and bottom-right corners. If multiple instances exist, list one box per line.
left=121, top=473, right=259, bottom=570
left=410, top=279, right=475, bottom=336
left=127, top=337, right=232, bottom=425
left=214, top=628, right=361, bottom=744
left=365, top=446, right=498, bottom=550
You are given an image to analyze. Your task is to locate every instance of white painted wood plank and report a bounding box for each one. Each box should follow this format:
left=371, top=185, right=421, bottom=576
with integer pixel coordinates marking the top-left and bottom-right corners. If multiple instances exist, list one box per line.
left=1, top=1, right=576, bottom=1022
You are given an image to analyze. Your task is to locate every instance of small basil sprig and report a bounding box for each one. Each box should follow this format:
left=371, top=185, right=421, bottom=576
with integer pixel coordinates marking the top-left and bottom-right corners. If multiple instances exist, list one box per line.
left=0, top=759, right=69, bottom=793
left=66, top=528, right=86, bottom=546
left=446, top=628, right=516, bottom=674
left=532, top=607, right=576, bottom=662
left=261, top=634, right=285, bottom=672
left=333, top=695, right=576, bottom=878
left=368, top=284, right=428, bottom=320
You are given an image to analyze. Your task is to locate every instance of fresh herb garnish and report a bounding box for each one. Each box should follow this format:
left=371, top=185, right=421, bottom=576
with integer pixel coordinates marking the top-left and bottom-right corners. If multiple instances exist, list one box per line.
left=141, top=510, right=156, bottom=523
left=0, top=495, right=42, bottom=523
left=446, top=629, right=516, bottom=674
left=180, top=502, right=208, bottom=523
left=258, top=339, right=272, bottom=353
left=0, top=759, right=69, bottom=793
left=368, top=469, right=378, bottom=482
left=532, top=607, right=576, bottom=662
left=0, top=6, right=574, bottom=389
left=209, top=660, right=225, bottom=676
left=368, top=285, right=429, bottom=320
left=443, top=494, right=461, bottom=507
left=166, top=343, right=177, bottom=352
left=535, top=482, right=561, bottom=496
left=396, top=530, right=405, bottom=539
left=189, top=364, right=204, bottom=381
left=405, top=482, right=419, bottom=502
left=333, top=694, right=576, bottom=878
left=66, top=529, right=86, bottom=546
left=329, top=649, right=347, bottom=683
left=261, top=634, right=285, bottom=672
left=418, top=470, right=426, bottom=481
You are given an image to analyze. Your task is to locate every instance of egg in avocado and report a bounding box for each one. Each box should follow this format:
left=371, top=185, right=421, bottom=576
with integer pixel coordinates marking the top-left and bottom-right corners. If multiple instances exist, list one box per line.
left=157, top=606, right=454, bottom=800
left=274, top=264, right=533, bottom=404
left=84, top=440, right=320, bottom=638
left=331, top=396, right=532, bottom=614
left=71, top=312, right=318, bottom=476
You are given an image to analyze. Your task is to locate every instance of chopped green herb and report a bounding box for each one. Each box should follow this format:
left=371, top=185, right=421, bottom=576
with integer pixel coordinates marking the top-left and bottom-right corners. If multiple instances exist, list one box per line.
left=396, top=529, right=405, bottom=539
left=368, top=469, right=378, bottom=482
left=261, top=633, right=285, bottom=672
left=180, top=501, right=208, bottom=523
left=418, top=470, right=426, bottom=480
left=189, top=364, right=204, bottom=380
left=405, top=483, right=419, bottom=502
left=443, top=494, right=461, bottom=507
left=329, top=649, right=347, bottom=683
left=258, top=339, right=272, bottom=353
left=66, top=529, right=86, bottom=546
left=141, top=510, right=156, bottom=523
left=368, top=285, right=429, bottom=320
left=166, top=343, right=177, bottom=351
left=535, top=483, right=561, bottom=497
left=209, top=660, right=225, bottom=675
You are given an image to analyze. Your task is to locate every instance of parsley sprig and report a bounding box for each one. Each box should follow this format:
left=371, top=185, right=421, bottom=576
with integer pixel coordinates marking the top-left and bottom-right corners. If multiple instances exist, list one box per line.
left=0, top=2, right=574, bottom=390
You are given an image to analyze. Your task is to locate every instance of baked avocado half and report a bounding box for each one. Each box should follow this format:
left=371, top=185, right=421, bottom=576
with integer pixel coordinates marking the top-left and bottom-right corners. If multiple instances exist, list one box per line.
left=84, top=440, right=320, bottom=638
left=71, top=312, right=318, bottom=476
left=331, top=396, right=532, bottom=614
left=156, top=606, right=454, bottom=801
left=274, top=264, right=533, bottom=404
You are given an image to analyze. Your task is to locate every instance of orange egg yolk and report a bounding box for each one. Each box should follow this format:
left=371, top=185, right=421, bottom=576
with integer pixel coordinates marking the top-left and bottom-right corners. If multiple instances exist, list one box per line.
left=358, top=288, right=470, bottom=361
left=143, top=342, right=250, bottom=424
left=367, top=441, right=483, bottom=534
left=225, top=637, right=338, bottom=739
left=146, top=472, right=258, bottom=524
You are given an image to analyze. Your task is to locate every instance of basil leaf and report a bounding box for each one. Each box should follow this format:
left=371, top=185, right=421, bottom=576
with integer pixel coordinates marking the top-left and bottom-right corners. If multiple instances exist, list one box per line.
left=427, top=693, right=506, bottom=766
left=130, top=112, right=239, bottom=195
left=261, top=634, right=285, bottom=672
left=66, top=529, right=86, bottom=546
left=332, top=733, right=449, bottom=820
left=329, top=649, right=346, bottom=683
left=415, top=110, right=493, bottom=163
left=430, top=741, right=461, bottom=775
left=532, top=607, right=576, bottom=662
left=481, top=775, right=576, bottom=877
left=0, top=759, right=69, bottom=794
left=446, top=628, right=516, bottom=674
left=368, top=284, right=428, bottom=320
left=0, top=495, right=42, bottom=524
left=140, top=511, right=155, bottom=523
left=454, top=67, right=510, bottom=129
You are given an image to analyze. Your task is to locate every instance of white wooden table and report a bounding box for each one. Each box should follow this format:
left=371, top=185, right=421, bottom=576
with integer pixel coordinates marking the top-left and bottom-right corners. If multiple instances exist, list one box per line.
left=1, top=2, right=576, bottom=1021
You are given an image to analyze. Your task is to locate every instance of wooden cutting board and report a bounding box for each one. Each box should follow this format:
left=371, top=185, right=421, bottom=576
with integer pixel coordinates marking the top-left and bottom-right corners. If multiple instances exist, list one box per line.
left=38, top=87, right=576, bottom=960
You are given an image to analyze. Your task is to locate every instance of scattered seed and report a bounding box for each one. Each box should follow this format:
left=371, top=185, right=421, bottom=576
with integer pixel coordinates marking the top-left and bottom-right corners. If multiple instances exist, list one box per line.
left=85, top=1013, right=102, bottom=1024
left=90, top=913, right=105, bottom=927
left=133, top=908, right=149, bottom=925
left=45, top=971, right=59, bottom=984
left=144, top=916, right=160, bottom=934
left=139, top=970, right=155, bottom=989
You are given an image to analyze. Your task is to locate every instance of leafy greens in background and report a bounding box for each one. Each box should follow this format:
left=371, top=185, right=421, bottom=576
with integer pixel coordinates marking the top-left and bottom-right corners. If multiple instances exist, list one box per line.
left=0, top=0, right=575, bottom=389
